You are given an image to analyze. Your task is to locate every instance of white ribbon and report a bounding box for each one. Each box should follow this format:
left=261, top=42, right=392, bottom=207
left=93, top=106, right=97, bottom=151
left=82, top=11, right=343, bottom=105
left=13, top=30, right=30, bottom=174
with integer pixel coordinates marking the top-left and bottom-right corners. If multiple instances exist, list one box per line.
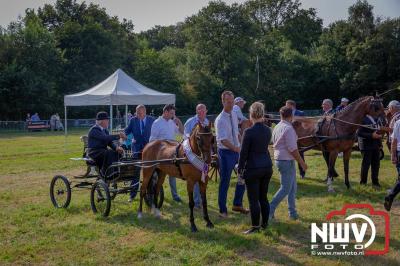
left=182, top=139, right=209, bottom=183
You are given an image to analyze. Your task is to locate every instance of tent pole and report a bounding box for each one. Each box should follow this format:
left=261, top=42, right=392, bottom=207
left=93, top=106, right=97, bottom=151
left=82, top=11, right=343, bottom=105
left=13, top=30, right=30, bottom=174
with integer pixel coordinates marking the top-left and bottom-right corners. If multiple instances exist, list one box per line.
left=110, top=104, right=112, bottom=134
left=64, top=105, right=67, bottom=136
left=64, top=105, right=68, bottom=153
left=125, top=105, right=128, bottom=127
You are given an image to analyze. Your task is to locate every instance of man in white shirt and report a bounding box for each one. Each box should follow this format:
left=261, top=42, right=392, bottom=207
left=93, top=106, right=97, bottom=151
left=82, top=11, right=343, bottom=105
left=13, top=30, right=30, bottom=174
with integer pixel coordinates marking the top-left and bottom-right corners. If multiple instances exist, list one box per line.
left=233, top=97, right=248, bottom=124
left=150, top=104, right=184, bottom=202
left=385, top=118, right=400, bottom=211
left=216, top=91, right=248, bottom=218
left=184, top=104, right=209, bottom=209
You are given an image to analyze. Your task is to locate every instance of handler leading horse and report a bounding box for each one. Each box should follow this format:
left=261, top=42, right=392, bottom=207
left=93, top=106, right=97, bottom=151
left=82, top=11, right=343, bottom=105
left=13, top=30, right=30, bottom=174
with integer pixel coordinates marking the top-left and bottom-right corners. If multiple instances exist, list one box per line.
left=138, top=123, right=214, bottom=232
left=293, top=95, right=387, bottom=192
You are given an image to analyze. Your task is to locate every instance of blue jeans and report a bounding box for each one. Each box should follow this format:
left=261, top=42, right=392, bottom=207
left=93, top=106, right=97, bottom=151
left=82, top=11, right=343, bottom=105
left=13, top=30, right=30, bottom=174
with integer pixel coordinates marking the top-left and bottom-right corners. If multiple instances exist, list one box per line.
left=169, top=176, right=181, bottom=201
left=270, top=160, right=297, bottom=218
left=218, top=148, right=246, bottom=213
left=194, top=182, right=201, bottom=207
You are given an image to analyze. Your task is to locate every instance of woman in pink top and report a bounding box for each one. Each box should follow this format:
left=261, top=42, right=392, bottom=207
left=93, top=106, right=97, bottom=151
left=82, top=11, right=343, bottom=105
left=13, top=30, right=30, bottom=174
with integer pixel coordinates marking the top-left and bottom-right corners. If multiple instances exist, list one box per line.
left=269, top=106, right=307, bottom=221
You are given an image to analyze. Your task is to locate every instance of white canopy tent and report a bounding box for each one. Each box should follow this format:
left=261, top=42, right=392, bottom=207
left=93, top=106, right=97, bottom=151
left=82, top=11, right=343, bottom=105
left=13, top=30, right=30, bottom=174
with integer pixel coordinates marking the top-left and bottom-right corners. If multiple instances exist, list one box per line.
left=64, top=68, right=175, bottom=134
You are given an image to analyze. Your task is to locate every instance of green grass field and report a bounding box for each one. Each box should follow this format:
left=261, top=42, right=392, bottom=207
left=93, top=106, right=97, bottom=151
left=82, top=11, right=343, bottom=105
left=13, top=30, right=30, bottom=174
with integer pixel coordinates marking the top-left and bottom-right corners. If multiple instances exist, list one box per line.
left=0, top=130, right=399, bottom=265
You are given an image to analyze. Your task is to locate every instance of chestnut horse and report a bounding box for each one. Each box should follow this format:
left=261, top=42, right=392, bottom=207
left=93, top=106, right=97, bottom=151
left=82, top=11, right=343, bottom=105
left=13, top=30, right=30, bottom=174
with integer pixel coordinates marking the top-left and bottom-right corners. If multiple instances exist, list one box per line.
left=138, top=123, right=214, bottom=232
left=292, top=96, right=386, bottom=192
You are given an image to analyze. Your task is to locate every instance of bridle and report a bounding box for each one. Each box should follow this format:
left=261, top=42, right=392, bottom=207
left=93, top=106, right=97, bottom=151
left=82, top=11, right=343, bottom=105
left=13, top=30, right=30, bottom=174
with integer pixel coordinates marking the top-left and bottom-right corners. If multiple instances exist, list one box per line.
left=193, top=127, right=213, bottom=162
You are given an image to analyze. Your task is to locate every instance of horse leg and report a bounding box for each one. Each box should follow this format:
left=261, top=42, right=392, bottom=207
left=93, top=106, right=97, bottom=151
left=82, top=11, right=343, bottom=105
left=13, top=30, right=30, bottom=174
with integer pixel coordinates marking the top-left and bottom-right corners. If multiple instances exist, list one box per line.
left=199, top=180, right=213, bottom=228
left=153, top=172, right=166, bottom=218
left=343, top=150, right=351, bottom=189
left=323, top=151, right=331, bottom=181
left=327, top=152, right=338, bottom=193
left=323, top=151, right=339, bottom=180
left=138, top=187, right=144, bottom=219
left=187, top=180, right=198, bottom=232
left=138, top=168, right=152, bottom=219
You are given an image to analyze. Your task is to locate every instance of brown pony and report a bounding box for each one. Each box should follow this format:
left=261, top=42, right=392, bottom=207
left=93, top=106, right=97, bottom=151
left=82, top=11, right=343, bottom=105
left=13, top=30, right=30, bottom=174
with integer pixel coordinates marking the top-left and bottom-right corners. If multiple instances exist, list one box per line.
left=293, top=96, right=386, bottom=192
left=138, top=123, right=214, bottom=232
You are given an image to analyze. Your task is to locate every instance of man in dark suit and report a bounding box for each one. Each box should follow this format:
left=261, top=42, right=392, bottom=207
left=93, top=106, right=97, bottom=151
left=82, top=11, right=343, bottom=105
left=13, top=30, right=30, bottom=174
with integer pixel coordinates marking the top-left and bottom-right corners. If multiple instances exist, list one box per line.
left=357, top=115, right=382, bottom=187
left=124, top=105, right=155, bottom=201
left=286, top=100, right=306, bottom=178
left=125, top=105, right=155, bottom=154
left=286, top=100, right=305, bottom=117
left=88, top=111, right=126, bottom=176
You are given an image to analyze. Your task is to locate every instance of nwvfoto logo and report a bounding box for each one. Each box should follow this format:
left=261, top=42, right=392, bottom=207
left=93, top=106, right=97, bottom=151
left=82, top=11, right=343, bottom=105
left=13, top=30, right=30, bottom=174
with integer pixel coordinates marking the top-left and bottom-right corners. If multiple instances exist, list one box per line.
left=310, top=204, right=390, bottom=256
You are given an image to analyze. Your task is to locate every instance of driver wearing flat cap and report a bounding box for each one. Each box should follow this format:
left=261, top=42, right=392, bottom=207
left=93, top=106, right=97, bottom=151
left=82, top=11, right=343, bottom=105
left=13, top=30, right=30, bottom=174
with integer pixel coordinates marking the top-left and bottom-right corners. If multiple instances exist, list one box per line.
left=87, top=111, right=127, bottom=176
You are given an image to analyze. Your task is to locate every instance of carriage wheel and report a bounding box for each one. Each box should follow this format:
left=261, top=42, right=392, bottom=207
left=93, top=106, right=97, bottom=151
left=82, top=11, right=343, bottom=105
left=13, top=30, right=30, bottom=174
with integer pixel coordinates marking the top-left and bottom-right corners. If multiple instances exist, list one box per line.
left=90, top=180, right=111, bottom=217
left=50, top=175, right=71, bottom=208
left=144, top=171, right=164, bottom=209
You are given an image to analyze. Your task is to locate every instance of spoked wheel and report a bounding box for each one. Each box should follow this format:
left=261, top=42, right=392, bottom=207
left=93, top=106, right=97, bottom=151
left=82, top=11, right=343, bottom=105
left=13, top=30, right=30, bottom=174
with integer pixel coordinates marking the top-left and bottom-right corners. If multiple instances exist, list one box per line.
left=50, top=175, right=71, bottom=208
left=90, top=180, right=111, bottom=217
left=144, top=171, right=164, bottom=209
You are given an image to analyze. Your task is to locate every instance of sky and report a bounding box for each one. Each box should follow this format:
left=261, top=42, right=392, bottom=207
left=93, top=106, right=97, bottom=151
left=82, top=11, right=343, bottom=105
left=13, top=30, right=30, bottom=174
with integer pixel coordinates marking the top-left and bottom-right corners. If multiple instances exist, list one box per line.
left=0, top=0, right=399, bottom=32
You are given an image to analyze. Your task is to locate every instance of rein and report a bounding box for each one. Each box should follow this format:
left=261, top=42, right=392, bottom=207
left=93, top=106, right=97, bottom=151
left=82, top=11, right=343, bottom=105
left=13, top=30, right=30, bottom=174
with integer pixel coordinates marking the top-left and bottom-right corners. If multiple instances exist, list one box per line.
left=329, top=116, right=378, bottom=130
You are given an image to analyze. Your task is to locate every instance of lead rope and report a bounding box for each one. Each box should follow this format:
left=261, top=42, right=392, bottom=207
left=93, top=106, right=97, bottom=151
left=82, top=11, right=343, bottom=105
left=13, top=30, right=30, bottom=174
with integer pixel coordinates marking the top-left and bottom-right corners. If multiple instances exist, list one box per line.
left=329, top=116, right=379, bottom=130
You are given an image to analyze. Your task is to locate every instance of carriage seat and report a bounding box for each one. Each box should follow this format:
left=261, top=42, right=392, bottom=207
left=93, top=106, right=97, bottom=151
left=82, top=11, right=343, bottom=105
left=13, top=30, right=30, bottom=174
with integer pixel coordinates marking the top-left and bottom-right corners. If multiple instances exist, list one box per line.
left=80, top=136, right=99, bottom=167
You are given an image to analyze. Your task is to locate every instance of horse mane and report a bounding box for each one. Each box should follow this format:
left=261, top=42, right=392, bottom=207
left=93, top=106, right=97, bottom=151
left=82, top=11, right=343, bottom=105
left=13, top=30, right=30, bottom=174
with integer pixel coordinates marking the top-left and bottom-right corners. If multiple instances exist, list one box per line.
left=333, top=96, right=372, bottom=116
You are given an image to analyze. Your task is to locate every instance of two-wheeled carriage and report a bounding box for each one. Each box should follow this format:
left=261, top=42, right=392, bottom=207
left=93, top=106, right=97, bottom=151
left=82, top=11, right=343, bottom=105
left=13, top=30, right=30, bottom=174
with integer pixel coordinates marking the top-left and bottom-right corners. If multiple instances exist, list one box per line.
left=49, top=136, right=165, bottom=217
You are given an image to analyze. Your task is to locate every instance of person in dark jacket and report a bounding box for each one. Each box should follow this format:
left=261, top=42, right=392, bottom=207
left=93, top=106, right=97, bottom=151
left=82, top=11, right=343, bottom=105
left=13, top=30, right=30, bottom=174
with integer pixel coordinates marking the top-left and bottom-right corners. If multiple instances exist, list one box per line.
left=357, top=115, right=382, bottom=187
left=124, top=105, right=155, bottom=201
left=88, top=111, right=126, bottom=176
left=238, top=102, right=273, bottom=234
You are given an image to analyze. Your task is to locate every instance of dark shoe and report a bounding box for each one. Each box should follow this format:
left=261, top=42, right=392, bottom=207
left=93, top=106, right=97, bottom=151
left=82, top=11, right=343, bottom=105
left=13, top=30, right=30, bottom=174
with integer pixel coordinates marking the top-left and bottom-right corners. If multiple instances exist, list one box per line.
left=384, top=196, right=393, bottom=212
left=289, top=214, right=299, bottom=220
left=300, top=174, right=305, bottom=179
left=243, top=227, right=260, bottom=234
left=232, top=205, right=250, bottom=214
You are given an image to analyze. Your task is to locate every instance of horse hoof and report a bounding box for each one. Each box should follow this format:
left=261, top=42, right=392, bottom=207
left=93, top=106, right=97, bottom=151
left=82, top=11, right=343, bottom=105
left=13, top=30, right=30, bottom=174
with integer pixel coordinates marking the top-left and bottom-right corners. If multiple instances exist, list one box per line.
left=191, top=225, right=198, bottom=232
left=154, top=208, right=161, bottom=218
left=206, top=222, right=214, bottom=229
left=328, top=188, right=335, bottom=193
left=137, top=212, right=143, bottom=219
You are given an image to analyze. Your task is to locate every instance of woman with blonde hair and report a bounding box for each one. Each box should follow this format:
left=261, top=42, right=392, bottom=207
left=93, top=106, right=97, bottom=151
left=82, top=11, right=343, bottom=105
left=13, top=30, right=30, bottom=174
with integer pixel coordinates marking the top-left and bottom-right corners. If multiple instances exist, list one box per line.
left=237, top=102, right=273, bottom=234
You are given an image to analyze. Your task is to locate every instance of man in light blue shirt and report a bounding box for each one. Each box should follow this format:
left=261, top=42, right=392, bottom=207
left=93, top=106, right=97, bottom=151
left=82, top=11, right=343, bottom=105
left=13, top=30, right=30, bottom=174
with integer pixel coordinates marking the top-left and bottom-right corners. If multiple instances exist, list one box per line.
left=150, top=104, right=184, bottom=202
left=184, top=103, right=209, bottom=209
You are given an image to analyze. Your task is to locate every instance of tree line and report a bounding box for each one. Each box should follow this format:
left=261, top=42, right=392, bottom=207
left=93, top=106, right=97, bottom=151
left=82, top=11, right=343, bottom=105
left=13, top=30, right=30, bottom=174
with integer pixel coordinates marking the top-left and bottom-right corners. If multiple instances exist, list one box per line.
left=0, top=0, right=399, bottom=120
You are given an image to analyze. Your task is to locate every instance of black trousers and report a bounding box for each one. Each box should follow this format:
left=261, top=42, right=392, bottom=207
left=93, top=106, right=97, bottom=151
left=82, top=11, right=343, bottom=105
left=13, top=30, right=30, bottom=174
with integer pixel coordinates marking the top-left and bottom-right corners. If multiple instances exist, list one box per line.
left=89, top=149, right=119, bottom=176
left=244, top=167, right=273, bottom=227
left=360, top=149, right=380, bottom=185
